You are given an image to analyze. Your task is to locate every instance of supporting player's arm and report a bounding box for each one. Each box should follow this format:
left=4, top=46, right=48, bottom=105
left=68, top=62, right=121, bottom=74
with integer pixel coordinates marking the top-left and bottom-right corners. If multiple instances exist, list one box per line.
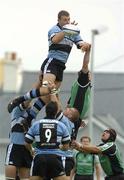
left=82, top=44, right=91, bottom=73
left=72, top=140, right=102, bottom=154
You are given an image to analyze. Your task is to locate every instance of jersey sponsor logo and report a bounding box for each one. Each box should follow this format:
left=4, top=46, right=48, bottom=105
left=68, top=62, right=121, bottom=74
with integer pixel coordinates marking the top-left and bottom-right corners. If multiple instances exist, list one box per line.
left=43, top=124, right=55, bottom=129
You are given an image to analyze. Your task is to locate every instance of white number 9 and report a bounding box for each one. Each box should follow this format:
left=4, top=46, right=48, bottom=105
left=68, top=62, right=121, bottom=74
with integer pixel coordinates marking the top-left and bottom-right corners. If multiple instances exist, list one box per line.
left=45, top=129, right=51, bottom=142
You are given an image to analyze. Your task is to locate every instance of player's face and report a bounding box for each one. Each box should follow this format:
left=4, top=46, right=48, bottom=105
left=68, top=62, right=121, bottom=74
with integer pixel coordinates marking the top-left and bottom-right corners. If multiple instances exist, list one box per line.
left=58, top=15, right=70, bottom=27
left=64, top=107, right=74, bottom=119
left=101, top=130, right=110, bottom=142
left=81, top=138, right=90, bottom=146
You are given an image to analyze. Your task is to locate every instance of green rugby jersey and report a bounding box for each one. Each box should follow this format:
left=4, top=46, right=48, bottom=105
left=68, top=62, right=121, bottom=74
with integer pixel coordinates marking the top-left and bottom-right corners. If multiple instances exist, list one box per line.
left=74, top=151, right=99, bottom=175
left=69, top=80, right=91, bottom=119
left=98, top=142, right=124, bottom=176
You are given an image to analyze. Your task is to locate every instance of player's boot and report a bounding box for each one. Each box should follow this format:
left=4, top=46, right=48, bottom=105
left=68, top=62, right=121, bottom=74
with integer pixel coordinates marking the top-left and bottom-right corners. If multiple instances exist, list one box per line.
left=7, top=96, right=24, bottom=113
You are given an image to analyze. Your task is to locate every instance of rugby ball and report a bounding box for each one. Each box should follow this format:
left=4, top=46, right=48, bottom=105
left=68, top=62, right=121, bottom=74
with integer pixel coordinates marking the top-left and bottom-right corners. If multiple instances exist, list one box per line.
left=63, top=24, right=80, bottom=35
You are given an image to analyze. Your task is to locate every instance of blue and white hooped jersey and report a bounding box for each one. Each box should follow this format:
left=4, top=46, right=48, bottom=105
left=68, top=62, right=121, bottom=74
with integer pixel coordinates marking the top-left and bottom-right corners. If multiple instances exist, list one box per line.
left=9, top=105, right=29, bottom=145
left=47, top=23, right=84, bottom=63
left=25, top=119, right=70, bottom=156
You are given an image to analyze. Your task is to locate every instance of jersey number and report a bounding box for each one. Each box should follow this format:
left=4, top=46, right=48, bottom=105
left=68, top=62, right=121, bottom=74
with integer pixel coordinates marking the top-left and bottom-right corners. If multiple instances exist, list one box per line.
left=45, top=129, right=52, bottom=142
left=40, top=123, right=57, bottom=144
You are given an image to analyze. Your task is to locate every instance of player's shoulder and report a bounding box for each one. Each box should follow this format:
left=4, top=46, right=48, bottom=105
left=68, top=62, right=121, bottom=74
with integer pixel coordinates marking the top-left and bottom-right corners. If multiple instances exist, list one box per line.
left=99, top=142, right=115, bottom=151
left=58, top=120, right=67, bottom=128
left=31, top=120, right=40, bottom=127
left=48, top=24, right=61, bottom=33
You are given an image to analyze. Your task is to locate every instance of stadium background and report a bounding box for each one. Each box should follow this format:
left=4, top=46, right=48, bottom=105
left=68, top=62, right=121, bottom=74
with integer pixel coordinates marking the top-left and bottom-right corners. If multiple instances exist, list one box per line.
left=0, top=69, right=124, bottom=179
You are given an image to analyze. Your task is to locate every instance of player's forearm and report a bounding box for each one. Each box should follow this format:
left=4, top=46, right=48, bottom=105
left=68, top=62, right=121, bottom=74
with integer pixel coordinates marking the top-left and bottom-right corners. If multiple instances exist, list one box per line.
left=95, top=165, right=101, bottom=180
left=25, top=142, right=34, bottom=155
left=50, top=94, right=62, bottom=112
left=72, top=141, right=101, bottom=154
left=82, top=48, right=91, bottom=73
left=96, top=174, right=101, bottom=180
left=52, top=32, right=65, bottom=43
left=80, top=145, right=101, bottom=154
left=70, top=168, right=76, bottom=180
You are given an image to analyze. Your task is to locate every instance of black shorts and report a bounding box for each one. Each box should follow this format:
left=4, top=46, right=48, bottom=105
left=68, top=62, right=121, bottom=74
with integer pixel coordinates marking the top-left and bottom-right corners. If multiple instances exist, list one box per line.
left=31, top=154, right=65, bottom=178
left=62, top=157, right=75, bottom=176
left=5, top=144, right=33, bottom=168
left=105, top=174, right=124, bottom=180
left=74, top=174, right=93, bottom=180
left=41, top=58, right=66, bottom=81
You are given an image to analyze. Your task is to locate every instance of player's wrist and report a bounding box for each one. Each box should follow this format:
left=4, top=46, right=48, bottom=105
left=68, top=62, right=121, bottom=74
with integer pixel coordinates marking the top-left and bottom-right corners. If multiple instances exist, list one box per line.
left=79, top=144, right=83, bottom=150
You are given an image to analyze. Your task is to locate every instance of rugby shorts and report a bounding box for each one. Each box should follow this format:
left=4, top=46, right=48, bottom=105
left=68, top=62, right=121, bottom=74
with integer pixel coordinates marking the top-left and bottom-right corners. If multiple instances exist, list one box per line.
left=41, top=58, right=66, bottom=81
left=5, top=143, right=32, bottom=168
left=30, top=154, right=65, bottom=178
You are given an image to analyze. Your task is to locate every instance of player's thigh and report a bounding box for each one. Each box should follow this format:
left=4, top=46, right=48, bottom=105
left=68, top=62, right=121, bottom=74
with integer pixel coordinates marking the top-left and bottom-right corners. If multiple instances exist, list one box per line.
left=54, top=175, right=69, bottom=180
left=30, top=176, right=42, bottom=180
left=31, top=71, right=43, bottom=89
left=18, top=167, right=30, bottom=179
left=65, top=157, right=75, bottom=177
left=43, top=73, right=56, bottom=84
left=5, top=165, right=17, bottom=178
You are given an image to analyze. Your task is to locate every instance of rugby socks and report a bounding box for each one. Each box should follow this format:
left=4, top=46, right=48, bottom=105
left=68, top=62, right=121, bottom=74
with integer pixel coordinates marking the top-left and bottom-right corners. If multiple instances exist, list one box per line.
left=23, top=89, right=41, bottom=100
left=27, top=98, right=45, bottom=120
left=8, top=89, right=42, bottom=113
left=15, top=89, right=41, bottom=104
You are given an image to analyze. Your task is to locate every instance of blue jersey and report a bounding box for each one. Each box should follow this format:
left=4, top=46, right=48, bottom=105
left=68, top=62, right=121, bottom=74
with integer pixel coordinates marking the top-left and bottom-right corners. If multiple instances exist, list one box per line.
left=56, top=112, right=75, bottom=137
left=56, top=112, right=75, bottom=157
left=47, top=23, right=83, bottom=63
left=9, top=105, right=29, bottom=145
left=25, top=119, right=70, bottom=157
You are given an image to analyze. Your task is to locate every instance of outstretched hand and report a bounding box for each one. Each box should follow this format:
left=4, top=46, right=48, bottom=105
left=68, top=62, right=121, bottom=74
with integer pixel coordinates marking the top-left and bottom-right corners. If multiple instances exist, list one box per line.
left=80, top=42, right=91, bottom=52
left=80, top=120, right=88, bottom=128
left=71, top=140, right=82, bottom=151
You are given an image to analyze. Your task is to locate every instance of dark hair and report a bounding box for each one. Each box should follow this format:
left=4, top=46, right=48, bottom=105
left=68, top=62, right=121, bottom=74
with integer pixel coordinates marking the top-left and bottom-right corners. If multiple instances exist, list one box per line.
left=108, top=128, right=117, bottom=141
left=45, top=101, right=58, bottom=119
left=104, top=128, right=117, bottom=142
left=80, top=136, right=91, bottom=142
left=58, top=10, right=70, bottom=19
